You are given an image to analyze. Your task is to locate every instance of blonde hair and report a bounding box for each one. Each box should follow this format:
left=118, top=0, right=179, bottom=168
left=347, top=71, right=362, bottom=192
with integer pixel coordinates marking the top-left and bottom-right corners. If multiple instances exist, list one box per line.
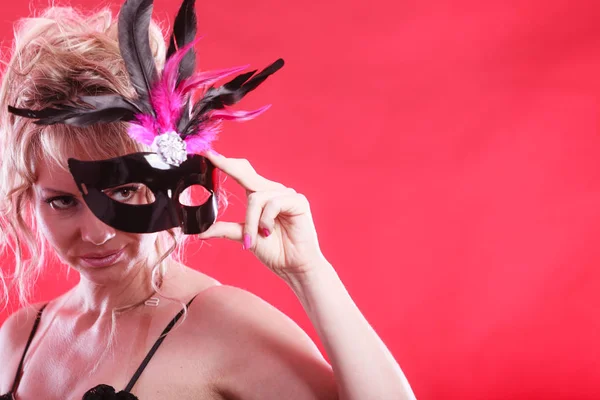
left=0, top=6, right=189, bottom=311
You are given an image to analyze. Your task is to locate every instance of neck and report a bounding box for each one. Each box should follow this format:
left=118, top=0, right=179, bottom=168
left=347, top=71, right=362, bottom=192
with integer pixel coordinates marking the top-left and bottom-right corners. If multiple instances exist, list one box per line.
left=72, top=260, right=169, bottom=317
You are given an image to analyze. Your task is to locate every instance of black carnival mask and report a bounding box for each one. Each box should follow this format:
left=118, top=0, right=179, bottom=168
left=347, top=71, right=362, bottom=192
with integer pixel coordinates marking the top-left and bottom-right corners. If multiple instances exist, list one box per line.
left=68, top=153, right=218, bottom=234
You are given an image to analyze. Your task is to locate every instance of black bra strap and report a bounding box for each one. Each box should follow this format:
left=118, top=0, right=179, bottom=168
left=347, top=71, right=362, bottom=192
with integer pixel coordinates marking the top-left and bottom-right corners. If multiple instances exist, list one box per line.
left=10, top=304, right=47, bottom=393
left=123, top=295, right=198, bottom=393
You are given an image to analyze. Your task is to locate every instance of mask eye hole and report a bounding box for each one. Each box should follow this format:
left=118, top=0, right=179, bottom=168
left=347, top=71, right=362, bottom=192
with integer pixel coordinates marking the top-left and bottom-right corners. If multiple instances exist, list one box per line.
left=179, top=184, right=211, bottom=206
left=103, top=183, right=156, bottom=204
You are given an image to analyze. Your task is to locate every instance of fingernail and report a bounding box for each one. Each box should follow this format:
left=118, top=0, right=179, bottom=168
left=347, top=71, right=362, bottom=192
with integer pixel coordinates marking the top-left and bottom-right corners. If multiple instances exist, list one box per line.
left=262, top=228, right=271, bottom=237
left=243, top=234, right=252, bottom=250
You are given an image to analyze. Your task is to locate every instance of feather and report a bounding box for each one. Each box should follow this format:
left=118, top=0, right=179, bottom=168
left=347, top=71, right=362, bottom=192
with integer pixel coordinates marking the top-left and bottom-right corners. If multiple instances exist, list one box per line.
left=127, top=114, right=157, bottom=145
left=162, top=40, right=201, bottom=94
left=184, top=123, right=220, bottom=154
left=8, top=104, right=76, bottom=122
left=181, top=106, right=270, bottom=151
left=177, top=65, right=248, bottom=96
left=150, top=40, right=200, bottom=133
left=79, top=95, right=143, bottom=114
left=60, top=108, right=137, bottom=126
left=7, top=97, right=138, bottom=126
left=127, top=124, right=157, bottom=146
left=227, top=58, right=284, bottom=94
left=152, top=41, right=242, bottom=134
left=150, top=80, right=184, bottom=133
left=118, top=0, right=158, bottom=114
left=166, top=0, right=197, bottom=85
left=177, top=98, right=192, bottom=133
left=209, top=105, right=271, bottom=121
left=160, top=39, right=203, bottom=135
left=181, top=58, right=284, bottom=138
left=196, top=58, right=283, bottom=115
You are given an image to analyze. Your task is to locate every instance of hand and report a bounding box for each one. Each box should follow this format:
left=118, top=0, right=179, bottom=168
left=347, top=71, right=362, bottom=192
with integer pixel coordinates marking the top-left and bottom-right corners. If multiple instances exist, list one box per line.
left=197, top=151, right=328, bottom=280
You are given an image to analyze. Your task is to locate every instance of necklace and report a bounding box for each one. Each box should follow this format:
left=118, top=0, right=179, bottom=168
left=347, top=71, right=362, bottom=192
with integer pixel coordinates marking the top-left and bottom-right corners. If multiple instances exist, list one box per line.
left=143, top=289, right=160, bottom=307
left=144, top=296, right=160, bottom=307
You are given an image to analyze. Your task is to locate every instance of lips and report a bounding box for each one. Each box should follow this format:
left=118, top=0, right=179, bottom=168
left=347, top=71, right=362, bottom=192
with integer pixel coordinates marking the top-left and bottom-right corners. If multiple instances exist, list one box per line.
left=79, top=248, right=125, bottom=268
left=81, top=249, right=122, bottom=258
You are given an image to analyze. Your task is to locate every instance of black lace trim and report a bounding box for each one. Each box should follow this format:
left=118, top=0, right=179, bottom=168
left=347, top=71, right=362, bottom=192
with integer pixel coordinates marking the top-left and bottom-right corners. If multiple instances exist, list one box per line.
left=82, top=384, right=139, bottom=400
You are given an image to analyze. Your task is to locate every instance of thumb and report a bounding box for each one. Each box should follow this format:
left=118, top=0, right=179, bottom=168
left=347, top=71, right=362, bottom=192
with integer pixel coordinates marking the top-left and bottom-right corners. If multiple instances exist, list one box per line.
left=197, top=221, right=244, bottom=242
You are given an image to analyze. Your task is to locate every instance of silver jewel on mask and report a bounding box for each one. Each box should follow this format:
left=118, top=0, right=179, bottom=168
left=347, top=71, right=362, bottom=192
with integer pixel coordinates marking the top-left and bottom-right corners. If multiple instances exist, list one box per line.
left=151, top=131, right=187, bottom=166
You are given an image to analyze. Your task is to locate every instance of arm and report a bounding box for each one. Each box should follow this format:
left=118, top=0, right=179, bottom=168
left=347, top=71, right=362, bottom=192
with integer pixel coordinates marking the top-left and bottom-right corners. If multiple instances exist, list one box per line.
left=286, top=262, right=416, bottom=400
left=198, top=151, right=416, bottom=400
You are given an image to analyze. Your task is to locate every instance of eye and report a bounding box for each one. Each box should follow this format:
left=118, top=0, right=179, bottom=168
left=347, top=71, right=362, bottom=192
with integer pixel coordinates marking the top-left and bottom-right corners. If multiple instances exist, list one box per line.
left=45, top=196, right=76, bottom=210
left=103, top=184, right=155, bottom=204
left=105, top=185, right=140, bottom=203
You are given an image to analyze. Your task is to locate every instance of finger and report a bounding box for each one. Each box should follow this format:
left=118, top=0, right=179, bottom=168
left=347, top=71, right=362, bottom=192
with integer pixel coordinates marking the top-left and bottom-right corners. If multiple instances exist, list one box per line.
left=263, top=192, right=310, bottom=224
left=243, top=190, right=287, bottom=250
left=204, top=150, right=286, bottom=193
left=197, top=221, right=243, bottom=242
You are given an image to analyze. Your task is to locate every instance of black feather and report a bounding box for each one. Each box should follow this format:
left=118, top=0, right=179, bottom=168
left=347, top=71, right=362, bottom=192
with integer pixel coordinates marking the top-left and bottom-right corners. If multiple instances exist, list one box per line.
left=229, top=58, right=284, bottom=94
left=118, top=0, right=158, bottom=114
left=166, top=0, right=197, bottom=85
left=60, top=107, right=137, bottom=126
left=79, top=95, right=143, bottom=114
left=7, top=95, right=139, bottom=127
left=181, top=58, right=284, bottom=138
left=177, top=98, right=192, bottom=133
left=8, top=105, right=76, bottom=122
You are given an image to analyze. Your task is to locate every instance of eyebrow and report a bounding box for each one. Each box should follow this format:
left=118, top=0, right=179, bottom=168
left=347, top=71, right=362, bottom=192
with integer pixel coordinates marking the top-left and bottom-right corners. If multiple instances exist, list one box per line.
left=39, top=188, right=77, bottom=196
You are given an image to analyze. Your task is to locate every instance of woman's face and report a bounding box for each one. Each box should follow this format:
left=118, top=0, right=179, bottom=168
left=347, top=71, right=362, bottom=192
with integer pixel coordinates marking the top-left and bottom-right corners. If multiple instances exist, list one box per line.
left=32, top=155, right=159, bottom=282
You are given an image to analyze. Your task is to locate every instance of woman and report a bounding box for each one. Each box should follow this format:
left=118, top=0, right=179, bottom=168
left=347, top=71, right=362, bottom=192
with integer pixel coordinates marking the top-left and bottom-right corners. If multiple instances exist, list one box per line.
left=0, top=0, right=415, bottom=399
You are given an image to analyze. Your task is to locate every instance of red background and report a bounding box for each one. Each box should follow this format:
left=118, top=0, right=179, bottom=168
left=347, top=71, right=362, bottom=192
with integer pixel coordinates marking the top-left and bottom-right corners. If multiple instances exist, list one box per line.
left=2, top=0, right=600, bottom=399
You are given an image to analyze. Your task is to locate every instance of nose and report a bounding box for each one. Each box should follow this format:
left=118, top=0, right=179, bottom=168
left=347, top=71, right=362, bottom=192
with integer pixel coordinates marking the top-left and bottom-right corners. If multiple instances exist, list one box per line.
left=79, top=204, right=116, bottom=246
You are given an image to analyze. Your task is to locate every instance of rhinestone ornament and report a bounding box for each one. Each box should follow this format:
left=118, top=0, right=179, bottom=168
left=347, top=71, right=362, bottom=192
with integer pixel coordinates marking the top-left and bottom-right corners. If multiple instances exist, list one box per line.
left=151, top=131, right=187, bottom=166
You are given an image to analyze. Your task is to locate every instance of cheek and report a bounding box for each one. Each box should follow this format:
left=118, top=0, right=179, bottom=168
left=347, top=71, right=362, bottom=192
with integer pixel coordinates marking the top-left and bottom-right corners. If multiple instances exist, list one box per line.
left=125, top=232, right=159, bottom=256
left=35, top=207, right=76, bottom=255
left=35, top=208, right=74, bottom=243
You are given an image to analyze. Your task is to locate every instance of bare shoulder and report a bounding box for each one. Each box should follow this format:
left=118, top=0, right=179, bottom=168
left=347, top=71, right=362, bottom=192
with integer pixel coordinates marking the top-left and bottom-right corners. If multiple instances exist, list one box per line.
left=0, top=302, right=46, bottom=392
left=186, top=285, right=316, bottom=345
left=0, top=302, right=46, bottom=355
left=182, top=285, right=338, bottom=400
left=161, top=263, right=221, bottom=300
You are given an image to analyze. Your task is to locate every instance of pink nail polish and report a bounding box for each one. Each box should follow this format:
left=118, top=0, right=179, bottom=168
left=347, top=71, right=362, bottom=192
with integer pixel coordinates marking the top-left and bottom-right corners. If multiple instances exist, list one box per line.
left=243, top=234, right=252, bottom=250
left=262, top=228, right=271, bottom=237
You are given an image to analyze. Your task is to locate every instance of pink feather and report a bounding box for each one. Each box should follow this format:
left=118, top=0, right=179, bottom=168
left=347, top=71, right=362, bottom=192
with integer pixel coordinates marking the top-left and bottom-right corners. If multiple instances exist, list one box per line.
left=150, top=84, right=183, bottom=132
left=162, top=38, right=202, bottom=91
left=127, top=123, right=157, bottom=146
left=150, top=40, right=201, bottom=132
left=183, top=105, right=269, bottom=154
left=184, top=123, right=220, bottom=154
left=210, top=105, right=271, bottom=121
left=178, top=65, right=248, bottom=96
